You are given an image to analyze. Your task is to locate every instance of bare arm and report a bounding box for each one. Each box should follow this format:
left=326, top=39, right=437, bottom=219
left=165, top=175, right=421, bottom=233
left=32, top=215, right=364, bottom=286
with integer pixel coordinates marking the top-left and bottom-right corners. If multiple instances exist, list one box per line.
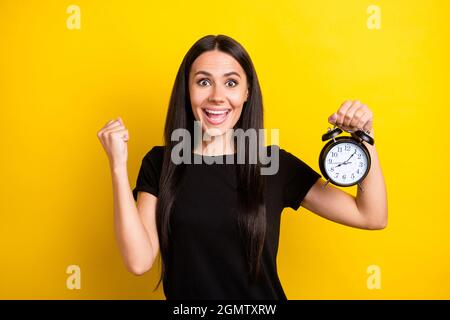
left=98, top=117, right=159, bottom=275
left=354, top=128, right=388, bottom=228
left=111, top=165, right=158, bottom=275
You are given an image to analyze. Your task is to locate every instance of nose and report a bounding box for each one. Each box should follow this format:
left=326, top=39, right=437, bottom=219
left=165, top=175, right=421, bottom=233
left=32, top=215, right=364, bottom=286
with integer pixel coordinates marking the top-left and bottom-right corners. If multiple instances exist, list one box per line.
left=208, top=86, right=226, bottom=104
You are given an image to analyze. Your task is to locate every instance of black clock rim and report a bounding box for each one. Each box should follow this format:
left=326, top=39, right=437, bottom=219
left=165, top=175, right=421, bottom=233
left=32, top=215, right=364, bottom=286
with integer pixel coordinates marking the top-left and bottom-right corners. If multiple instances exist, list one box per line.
left=318, top=136, right=372, bottom=187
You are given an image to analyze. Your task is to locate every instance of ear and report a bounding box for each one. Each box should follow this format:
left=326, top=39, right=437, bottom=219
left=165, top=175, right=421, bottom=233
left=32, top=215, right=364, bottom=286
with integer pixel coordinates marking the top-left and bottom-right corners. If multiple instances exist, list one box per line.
left=245, top=88, right=249, bottom=101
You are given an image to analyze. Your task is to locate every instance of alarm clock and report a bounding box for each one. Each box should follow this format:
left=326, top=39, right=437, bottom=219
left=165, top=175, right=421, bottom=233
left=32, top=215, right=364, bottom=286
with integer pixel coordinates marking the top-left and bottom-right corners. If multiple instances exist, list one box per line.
left=318, top=126, right=374, bottom=190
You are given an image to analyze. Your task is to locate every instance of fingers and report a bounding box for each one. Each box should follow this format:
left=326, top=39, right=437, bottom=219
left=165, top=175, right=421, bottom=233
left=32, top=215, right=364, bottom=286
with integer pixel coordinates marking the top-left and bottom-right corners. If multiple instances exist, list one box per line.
left=106, top=121, right=122, bottom=131
left=331, top=100, right=373, bottom=133
left=355, top=110, right=370, bottom=130
left=97, top=117, right=125, bottom=138
left=104, top=119, right=115, bottom=127
left=105, top=126, right=126, bottom=138
left=106, top=123, right=128, bottom=135
left=342, top=100, right=361, bottom=128
left=349, top=108, right=366, bottom=129
left=108, top=127, right=129, bottom=142
left=357, top=106, right=373, bottom=133
left=363, top=118, right=373, bottom=133
left=116, top=117, right=127, bottom=140
left=334, top=100, right=353, bottom=126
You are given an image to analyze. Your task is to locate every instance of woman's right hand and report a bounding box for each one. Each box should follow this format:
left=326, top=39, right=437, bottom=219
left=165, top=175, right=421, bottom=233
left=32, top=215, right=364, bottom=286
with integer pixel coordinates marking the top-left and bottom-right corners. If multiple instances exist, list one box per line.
left=97, top=117, right=129, bottom=170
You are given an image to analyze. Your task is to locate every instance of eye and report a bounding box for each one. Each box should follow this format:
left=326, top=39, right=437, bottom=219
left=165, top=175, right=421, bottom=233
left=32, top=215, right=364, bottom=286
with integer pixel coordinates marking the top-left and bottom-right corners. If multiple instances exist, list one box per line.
left=197, top=78, right=239, bottom=87
left=226, top=80, right=238, bottom=87
left=197, top=79, right=210, bottom=87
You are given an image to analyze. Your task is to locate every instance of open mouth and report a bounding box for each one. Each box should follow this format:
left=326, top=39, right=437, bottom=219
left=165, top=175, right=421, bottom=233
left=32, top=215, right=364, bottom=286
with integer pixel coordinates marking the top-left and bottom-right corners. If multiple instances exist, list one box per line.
left=202, top=108, right=231, bottom=125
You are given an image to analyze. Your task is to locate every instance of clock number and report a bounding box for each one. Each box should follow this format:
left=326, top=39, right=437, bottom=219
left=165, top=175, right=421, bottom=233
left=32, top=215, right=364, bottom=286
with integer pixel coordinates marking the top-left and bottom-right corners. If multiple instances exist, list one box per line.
left=335, top=173, right=339, bottom=179
left=332, top=152, right=338, bottom=158
left=345, top=145, right=351, bottom=151
left=359, top=162, right=364, bottom=167
left=337, top=147, right=342, bottom=152
left=358, top=154, right=362, bottom=159
left=328, top=159, right=332, bottom=164
left=351, top=173, right=355, bottom=179
left=342, top=174, right=346, bottom=180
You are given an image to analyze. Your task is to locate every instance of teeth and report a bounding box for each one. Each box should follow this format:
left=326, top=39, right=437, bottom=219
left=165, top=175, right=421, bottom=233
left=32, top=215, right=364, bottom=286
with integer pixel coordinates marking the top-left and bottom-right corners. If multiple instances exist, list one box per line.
left=205, top=109, right=229, bottom=115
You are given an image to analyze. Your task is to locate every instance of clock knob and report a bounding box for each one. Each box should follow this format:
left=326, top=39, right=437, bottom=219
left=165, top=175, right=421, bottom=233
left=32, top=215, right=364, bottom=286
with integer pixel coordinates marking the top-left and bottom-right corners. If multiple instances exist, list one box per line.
left=351, top=130, right=375, bottom=145
left=322, top=127, right=342, bottom=141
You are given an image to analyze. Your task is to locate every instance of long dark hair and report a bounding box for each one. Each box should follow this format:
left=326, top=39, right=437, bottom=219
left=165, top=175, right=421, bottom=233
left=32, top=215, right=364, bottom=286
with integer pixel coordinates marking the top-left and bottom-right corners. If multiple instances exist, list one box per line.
left=154, top=34, right=266, bottom=291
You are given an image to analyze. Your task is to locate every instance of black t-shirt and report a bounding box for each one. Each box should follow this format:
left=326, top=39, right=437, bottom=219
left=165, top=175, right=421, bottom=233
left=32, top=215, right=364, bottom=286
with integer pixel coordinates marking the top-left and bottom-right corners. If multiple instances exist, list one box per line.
left=132, top=145, right=322, bottom=300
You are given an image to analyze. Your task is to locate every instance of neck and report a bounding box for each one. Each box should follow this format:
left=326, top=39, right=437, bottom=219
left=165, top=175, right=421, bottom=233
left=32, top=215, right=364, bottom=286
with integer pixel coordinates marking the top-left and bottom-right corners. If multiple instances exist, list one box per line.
left=193, top=132, right=235, bottom=156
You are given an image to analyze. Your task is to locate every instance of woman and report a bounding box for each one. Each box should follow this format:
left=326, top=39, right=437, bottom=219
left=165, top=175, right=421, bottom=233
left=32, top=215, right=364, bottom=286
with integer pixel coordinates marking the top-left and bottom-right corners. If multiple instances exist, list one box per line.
left=97, top=34, right=388, bottom=300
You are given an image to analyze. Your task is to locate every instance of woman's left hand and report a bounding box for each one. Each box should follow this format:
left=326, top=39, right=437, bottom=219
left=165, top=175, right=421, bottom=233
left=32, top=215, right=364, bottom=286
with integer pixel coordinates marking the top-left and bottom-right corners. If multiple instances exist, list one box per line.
left=328, top=100, right=373, bottom=134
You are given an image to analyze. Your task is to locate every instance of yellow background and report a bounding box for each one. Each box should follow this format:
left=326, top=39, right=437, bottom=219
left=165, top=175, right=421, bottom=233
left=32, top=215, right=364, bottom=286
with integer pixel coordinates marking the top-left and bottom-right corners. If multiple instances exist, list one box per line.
left=0, top=0, right=449, bottom=299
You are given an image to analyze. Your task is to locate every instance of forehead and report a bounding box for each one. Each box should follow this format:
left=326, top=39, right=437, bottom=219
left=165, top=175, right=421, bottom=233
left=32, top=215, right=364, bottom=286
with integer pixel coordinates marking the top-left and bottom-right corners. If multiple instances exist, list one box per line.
left=191, top=50, right=244, bottom=75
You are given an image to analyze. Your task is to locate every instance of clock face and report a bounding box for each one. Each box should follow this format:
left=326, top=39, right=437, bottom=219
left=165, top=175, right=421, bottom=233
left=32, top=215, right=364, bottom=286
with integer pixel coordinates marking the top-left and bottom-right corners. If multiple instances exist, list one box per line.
left=324, top=141, right=369, bottom=186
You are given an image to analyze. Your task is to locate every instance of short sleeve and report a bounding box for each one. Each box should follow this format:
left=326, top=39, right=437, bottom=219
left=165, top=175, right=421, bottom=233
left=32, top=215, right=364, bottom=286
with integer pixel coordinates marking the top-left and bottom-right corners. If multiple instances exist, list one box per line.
left=281, top=149, right=322, bottom=210
left=132, top=146, right=164, bottom=201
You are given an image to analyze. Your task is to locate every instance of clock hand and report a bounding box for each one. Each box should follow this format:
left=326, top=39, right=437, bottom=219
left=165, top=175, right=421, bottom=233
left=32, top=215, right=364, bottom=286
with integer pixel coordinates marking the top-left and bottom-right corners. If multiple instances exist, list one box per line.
left=332, top=150, right=357, bottom=169
left=343, top=150, right=357, bottom=164
left=332, top=161, right=352, bottom=169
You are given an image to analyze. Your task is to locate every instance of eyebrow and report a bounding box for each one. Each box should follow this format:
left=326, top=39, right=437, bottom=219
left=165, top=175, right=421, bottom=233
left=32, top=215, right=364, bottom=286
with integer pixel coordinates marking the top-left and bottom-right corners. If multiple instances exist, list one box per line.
left=194, top=70, right=241, bottom=78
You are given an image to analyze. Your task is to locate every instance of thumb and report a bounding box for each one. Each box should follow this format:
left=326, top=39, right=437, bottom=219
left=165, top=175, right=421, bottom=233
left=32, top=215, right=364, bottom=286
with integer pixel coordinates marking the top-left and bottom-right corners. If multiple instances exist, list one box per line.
left=117, top=116, right=123, bottom=125
left=328, top=113, right=337, bottom=124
